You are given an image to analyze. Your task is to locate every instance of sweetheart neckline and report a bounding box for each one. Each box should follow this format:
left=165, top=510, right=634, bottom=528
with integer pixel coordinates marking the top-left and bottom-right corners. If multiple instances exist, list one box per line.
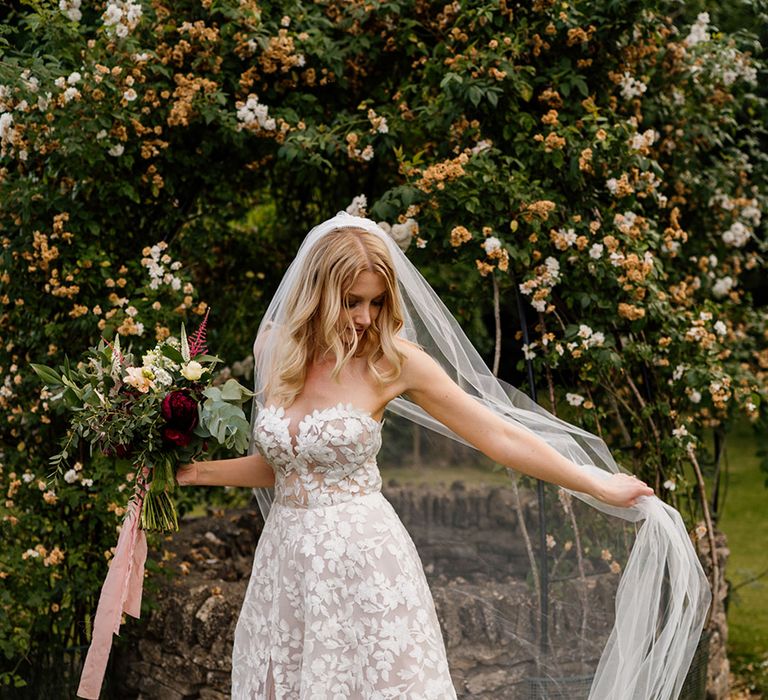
left=258, top=401, right=383, bottom=460
left=260, top=401, right=384, bottom=427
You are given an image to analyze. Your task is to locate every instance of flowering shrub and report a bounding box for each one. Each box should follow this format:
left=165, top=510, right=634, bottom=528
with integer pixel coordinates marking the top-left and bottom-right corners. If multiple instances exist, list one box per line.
left=0, top=0, right=765, bottom=690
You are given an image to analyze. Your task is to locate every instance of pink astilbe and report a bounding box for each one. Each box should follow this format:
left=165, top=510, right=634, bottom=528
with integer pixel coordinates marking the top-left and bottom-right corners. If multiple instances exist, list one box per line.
left=101, top=336, right=126, bottom=366
left=188, top=308, right=210, bottom=357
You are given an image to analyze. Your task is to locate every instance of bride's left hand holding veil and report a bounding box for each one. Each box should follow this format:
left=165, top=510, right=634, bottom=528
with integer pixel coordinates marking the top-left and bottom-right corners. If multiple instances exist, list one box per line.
left=382, top=339, right=654, bottom=509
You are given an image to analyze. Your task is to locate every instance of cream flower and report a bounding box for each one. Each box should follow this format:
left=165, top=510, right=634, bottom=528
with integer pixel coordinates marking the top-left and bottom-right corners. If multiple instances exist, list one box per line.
left=180, top=360, right=204, bottom=381
left=124, top=366, right=154, bottom=392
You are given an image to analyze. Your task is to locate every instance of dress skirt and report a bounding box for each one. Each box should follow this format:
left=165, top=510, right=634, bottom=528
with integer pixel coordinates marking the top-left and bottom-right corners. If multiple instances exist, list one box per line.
left=231, top=491, right=458, bottom=700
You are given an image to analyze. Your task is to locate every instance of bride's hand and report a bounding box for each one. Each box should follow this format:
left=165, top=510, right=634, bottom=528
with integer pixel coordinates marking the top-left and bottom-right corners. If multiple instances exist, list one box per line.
left=176, top=461, right=199, bottom=487
left=594, top=473, right=654, bottom=508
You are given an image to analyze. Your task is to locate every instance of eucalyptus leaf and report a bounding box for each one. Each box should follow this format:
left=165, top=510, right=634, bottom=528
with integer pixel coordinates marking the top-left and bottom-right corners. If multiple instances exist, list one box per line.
left=220, top=378, right=253, bottom=402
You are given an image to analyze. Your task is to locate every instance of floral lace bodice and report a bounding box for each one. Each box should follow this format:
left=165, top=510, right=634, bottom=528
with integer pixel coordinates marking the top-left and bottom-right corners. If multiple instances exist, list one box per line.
left=253, top=402, right=384, bottom=509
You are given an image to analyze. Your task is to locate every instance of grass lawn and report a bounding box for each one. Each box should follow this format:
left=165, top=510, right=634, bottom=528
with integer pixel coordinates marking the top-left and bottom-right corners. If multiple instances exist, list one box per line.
left=718, top=420, right=768, bottom=696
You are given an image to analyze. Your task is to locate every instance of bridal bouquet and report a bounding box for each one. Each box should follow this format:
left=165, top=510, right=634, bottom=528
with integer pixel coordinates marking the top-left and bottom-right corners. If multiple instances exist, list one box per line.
left=31, top=310, right=253, bottom=532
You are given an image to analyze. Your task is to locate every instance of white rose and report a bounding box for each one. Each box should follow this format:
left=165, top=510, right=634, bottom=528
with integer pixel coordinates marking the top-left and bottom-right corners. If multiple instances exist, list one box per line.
left=180, top=360, right=204, bottom=381
left=389, top=219, right=417, bottom=252
left=482, top=236, right=502, bottom=255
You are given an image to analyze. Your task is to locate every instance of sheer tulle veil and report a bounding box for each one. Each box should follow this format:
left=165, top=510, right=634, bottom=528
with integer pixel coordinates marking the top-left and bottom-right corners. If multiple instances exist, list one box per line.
left=246, top=211, right=710, bottom=699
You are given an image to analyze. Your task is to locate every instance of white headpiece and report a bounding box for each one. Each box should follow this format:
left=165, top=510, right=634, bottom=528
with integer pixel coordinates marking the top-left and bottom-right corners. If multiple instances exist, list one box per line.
left=247, top=211, right=710, bottom=699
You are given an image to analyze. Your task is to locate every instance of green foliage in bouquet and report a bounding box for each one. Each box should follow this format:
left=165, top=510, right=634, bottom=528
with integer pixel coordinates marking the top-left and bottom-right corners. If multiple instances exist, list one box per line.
left=199, top=379, right=254, bottom=453
left=30, top=315, right=253, bottom=533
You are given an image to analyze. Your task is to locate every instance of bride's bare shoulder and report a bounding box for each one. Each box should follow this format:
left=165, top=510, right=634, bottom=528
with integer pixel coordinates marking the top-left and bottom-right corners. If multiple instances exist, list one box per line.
left=393, top=336, right=436, bottom=376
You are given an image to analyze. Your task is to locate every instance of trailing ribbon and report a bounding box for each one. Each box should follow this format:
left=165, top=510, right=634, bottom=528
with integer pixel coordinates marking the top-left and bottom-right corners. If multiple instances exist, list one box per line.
left=76, top=479, right=148, bottom=699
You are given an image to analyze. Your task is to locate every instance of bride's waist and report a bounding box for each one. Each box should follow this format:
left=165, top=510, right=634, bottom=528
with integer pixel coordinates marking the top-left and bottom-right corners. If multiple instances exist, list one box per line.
left=273, top=470, right=382, bottom=509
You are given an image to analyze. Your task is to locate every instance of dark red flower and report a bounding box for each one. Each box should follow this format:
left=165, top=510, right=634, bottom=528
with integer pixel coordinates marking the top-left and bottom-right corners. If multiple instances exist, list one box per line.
left=114, top=443, right=133, bottom=459
left=162, top=426, right=194, bottom=447
left=161, top=389, right=199, bottom=432
left=161, top=390, right=199, bottom=447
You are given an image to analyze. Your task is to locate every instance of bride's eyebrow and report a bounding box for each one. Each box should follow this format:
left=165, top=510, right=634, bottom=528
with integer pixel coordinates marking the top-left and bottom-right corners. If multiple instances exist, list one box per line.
left=347, top=292, right=386, bottom=301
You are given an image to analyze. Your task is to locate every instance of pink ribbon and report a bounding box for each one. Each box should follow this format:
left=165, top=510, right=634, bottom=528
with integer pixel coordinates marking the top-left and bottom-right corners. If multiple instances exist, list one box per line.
left=77, top=488, right=148, bottom=699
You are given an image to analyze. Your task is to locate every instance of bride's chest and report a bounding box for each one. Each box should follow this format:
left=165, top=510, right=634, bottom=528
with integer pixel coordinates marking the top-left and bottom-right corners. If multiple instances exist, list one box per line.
left=253, top=403, right=383, bottom=470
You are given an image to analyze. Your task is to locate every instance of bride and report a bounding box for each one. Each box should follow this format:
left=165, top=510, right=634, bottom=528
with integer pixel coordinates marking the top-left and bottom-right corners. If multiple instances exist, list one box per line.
left=176, top=212, right=708, bottom=699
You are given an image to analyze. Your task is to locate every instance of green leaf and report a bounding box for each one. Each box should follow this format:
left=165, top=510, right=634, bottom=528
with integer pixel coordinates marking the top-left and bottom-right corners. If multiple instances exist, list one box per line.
left=160, top=344, right=184, bottom=363
left=30, top=363, right=63, bottom=387
left=193, top=353, right=222, bottom=364
left=202, top=386, right=223, bottom=402
left=574, top=77, right=589, bottom=97
left=220, top=378, right=254, bottom=402
left=180, top=323, right=190, bottom=363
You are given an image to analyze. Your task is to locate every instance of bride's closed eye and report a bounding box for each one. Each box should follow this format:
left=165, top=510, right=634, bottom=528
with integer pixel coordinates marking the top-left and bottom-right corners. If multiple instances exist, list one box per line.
left=345, top=297, right=385, bottom=309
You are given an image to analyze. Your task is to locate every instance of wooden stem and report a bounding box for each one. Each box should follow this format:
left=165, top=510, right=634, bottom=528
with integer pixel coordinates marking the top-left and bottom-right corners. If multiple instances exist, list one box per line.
left=687, top=444, right=718, bottom=628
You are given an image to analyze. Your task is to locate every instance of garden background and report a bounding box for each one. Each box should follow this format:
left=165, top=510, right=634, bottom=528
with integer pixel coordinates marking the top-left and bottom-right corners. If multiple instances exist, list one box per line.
left=0, top=0, right=766, bottom=696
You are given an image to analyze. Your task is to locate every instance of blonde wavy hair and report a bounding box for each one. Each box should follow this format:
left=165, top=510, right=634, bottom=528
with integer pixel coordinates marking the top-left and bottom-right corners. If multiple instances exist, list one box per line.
left=265, top=227, right=406, bottom=406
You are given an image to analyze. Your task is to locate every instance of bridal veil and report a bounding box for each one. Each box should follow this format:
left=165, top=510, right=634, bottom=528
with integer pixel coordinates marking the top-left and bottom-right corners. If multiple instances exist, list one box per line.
left=245, top=211, right=710, bottom=699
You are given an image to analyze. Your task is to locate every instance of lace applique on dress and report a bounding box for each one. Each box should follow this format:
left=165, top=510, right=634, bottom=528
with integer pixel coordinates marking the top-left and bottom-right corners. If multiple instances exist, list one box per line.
left=252, top=402, right=384, bottom=509
left=231, top=403, right=458, bottom=699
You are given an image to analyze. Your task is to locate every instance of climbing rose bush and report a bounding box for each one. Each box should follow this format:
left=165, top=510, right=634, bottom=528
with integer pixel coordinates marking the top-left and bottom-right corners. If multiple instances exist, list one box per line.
left=0, top=0, right=765, bottom=690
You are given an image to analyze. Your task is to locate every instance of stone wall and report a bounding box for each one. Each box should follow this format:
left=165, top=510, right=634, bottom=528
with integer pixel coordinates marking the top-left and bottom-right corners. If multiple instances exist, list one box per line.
left=112, top=484, right=728, bottom=699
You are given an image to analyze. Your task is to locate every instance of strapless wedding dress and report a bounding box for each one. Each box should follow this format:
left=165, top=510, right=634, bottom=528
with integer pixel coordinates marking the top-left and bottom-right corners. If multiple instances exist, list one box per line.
left=231, top=402, right=458, bottom=699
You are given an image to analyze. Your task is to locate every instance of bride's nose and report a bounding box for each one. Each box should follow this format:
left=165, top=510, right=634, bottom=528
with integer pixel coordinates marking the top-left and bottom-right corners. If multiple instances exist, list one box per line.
left=353, top=305, right=372, bottom=327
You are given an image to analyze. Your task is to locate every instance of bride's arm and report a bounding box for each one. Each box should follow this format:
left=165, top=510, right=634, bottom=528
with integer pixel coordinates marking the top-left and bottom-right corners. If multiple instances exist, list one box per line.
left=176, top=452, right=276, bottom=488
left=398, top=343, right=653, bottom=509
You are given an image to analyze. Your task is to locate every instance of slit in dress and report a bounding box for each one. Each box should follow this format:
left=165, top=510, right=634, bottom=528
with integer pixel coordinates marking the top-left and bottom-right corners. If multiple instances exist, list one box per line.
left=265, top=656, right=276, bottom=700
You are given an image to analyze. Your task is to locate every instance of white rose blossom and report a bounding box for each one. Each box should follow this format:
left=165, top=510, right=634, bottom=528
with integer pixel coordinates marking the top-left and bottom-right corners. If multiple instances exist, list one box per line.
left=619, top=72, right=647, bottom=100
left=389, top=219, right=418, bottom=252
left=59, top=0, right=82, bottom=22
left=236, top=94, right=277, bottom=132
left=685, top=12, right=710, bottom=46
left=712, top=276, right=734, bottom=298
left=721, top=221, right=751, bottom=248
left=180, top=360, right=205, bottom=381
left=345, top=194, right=367, bottom=217
left=482, top=237, right=502, bottom=255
